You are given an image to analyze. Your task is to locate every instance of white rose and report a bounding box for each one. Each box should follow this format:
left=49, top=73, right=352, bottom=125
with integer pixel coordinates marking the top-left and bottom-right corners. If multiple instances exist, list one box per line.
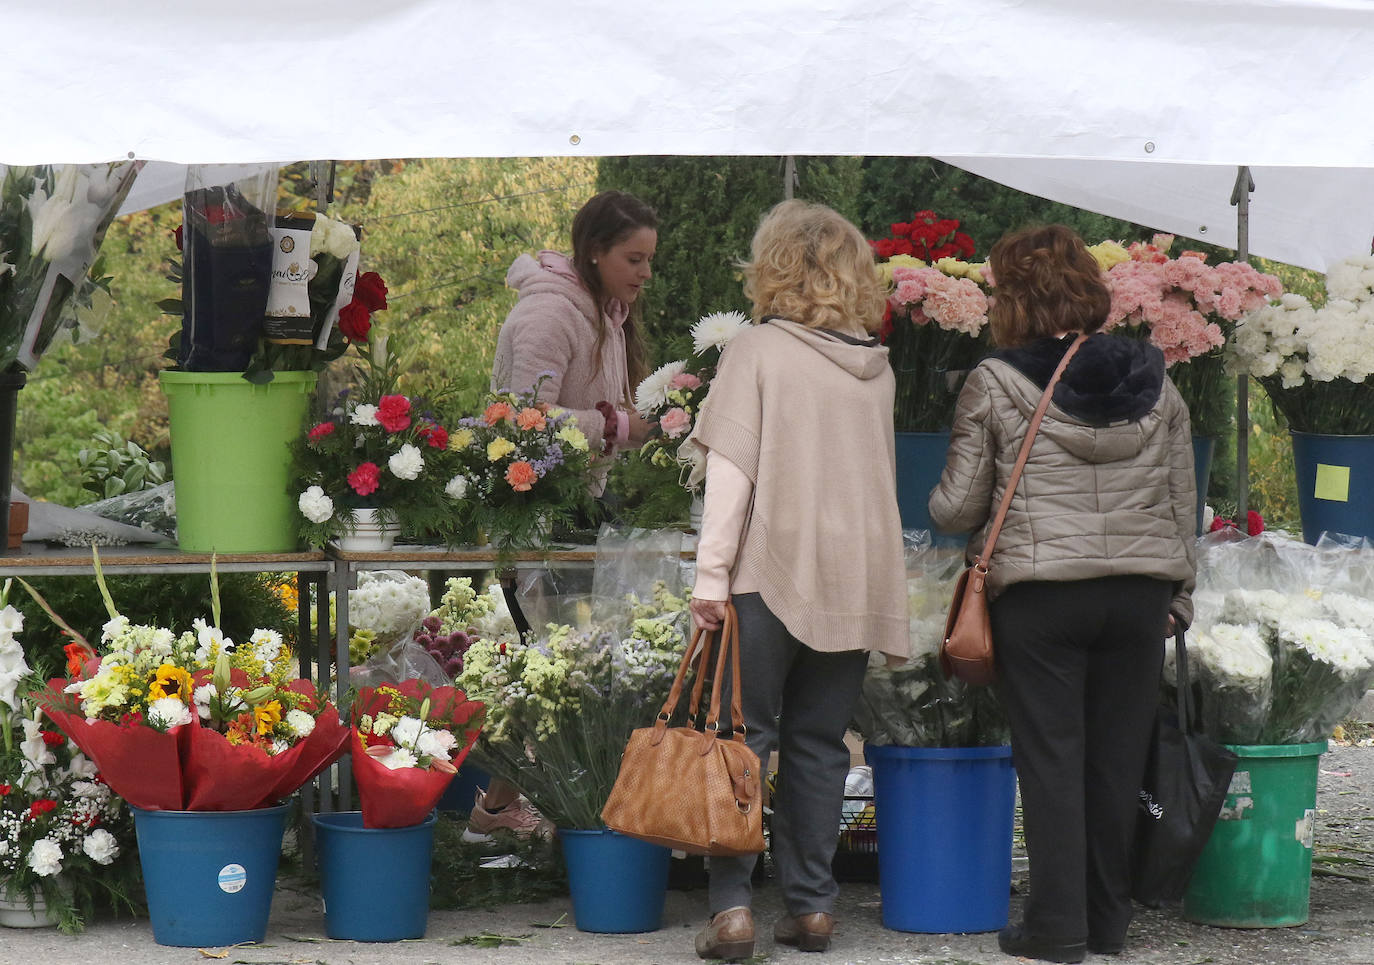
left=445, top=474, right=469, bottom=499
left=27, top=838, right=63, bottom=877
left=298, top=485, right=335, bottom=525
left=82, top=828, right=119, bottom=865
left=388, top=444, right=424, bottom=480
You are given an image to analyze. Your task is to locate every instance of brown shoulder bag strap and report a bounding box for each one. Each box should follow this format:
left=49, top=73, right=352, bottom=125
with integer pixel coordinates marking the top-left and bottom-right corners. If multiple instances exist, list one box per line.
left=975, top=333, right=1088, bottom=568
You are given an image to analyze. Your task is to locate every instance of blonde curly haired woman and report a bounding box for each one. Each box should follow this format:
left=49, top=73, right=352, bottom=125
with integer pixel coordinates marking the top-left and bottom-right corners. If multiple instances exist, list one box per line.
left=686, top=200, right=908, bottom=959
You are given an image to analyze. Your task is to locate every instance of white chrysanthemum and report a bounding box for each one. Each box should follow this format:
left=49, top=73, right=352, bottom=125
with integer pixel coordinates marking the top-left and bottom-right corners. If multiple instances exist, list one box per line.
left=445, top=474, right=469, bottom=500
left=298, top=485, right=334, bottom=524
left=388, top=443, right=424, bottom=480
left=147, top=696, right=194, bottom=729
left=350, top=403, right=379, bottom=426
left=1193, top=623, right=1272, bottom=689
left=27, top=838, right=63, bottom=877
left=390, top=716, right=424, bottom=748
left=1278, top=616, right=1373, bottom=679
left=634, top=359, right=686, bottom=416
left=1321, top=592, right=1374, bottom=632
left=347, top=571, right=431, bottom=635
left=285, top=708, right=316, bottom=738
left=691, top=310, right=751, bottom=355
left=82, top=828, right=119, bottom=865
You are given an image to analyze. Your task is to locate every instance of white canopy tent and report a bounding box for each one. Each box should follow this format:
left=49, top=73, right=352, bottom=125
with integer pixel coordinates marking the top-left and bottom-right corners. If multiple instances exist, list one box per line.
left=6, top=0, right=1374, bottom=270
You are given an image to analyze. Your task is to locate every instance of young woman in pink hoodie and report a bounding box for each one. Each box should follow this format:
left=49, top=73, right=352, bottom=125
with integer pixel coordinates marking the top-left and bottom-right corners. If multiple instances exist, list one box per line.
left=471, top=190, right=660, bottom=837
left=491, top=189, right=658, bottom=494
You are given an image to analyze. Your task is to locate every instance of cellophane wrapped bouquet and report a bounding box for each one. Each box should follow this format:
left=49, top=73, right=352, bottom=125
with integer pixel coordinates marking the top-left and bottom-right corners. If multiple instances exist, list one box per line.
left=29, top=555, right=349, bottom=811
left=337, top=570, right=433, bottom=671
left=350, top=678, right=484, bottom=828
left=1090, top=234, right=1283, bottom=438
left=869, top=211, right=990, bottom=432
left=634, top=310, right=752, bottom=489
left=456, top=580, right=689, bottom=829
left=850, top=532, right=1008, bottom=747
left=1175, top=530, right=1374, bottom=744
left=0, top=590, right=137, bottom=932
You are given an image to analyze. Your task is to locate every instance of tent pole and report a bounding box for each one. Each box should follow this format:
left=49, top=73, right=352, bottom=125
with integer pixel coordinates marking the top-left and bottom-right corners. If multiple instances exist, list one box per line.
left=1231, top=165, right=1255, bottom=521
left=783, top=155, right=796, bottom=200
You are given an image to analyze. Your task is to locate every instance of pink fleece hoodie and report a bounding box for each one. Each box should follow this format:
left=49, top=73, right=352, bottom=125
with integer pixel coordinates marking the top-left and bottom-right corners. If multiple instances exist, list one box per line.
left=491, top=251, right=631, bottom=494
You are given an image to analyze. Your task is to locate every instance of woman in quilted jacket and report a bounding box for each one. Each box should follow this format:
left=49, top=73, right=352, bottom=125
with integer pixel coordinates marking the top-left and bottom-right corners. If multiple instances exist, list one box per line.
left=929, top=224, right=1196, bottom=964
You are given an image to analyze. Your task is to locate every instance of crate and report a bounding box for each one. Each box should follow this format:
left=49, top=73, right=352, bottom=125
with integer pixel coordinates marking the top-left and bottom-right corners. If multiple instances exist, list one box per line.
left=833, top=795, right=878, bottom=883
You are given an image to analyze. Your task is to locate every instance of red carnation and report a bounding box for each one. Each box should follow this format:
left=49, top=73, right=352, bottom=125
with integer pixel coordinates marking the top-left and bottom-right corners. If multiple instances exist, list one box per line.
left=377, top=395, right=412, bottom=433
left=348, top=462, right=381, bottom=496
left=354, top=271, right=389, bottom=313
left=0, top=784, right=11, bottom=796
left=419, top=423, right=449, bottom=448
left=338, top=299, right=372, bottom=342
left=28, top=799, right=58, bottom=820
left=41, top=731, right=65, bottom=747
left=308, top=421, right=336, bottom=442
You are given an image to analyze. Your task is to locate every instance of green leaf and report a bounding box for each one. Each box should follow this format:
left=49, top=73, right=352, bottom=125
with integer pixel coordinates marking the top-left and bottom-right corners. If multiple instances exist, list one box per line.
left=155, top=297, right=183, bottom=315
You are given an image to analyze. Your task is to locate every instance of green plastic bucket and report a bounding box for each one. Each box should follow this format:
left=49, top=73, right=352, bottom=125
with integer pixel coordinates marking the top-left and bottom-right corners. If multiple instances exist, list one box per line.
left=160, top=370, right=316, bottom=553
left=1182, top=740, right=1326, bottom=927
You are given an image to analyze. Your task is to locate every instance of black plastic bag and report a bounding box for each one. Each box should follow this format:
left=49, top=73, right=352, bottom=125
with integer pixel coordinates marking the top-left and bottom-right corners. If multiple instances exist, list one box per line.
left=1132, top=629, right=1238, bottom=906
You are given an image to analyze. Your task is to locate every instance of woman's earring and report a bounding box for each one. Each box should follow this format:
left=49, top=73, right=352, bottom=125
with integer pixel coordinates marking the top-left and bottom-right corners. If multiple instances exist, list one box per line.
left=591, top=258, right=598, bottom=265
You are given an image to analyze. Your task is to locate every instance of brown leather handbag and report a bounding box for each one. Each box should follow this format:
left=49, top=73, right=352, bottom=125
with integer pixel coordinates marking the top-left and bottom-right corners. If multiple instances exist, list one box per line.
left=601, top=601, right=765, bottom=856
left=941, top=334, right=1088, bottom=685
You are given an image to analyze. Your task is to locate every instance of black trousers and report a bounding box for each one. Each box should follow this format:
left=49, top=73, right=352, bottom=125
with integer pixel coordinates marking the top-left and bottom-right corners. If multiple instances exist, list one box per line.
left=991, top=575, right=1171, bottom=944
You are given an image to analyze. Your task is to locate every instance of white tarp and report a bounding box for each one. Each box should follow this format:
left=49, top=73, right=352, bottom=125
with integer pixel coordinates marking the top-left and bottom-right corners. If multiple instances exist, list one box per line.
left=6, top=0, right=1374, bottom=268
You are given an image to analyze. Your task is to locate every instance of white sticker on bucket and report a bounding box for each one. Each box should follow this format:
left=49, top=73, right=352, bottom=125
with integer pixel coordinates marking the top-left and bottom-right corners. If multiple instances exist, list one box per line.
left=219, top=863, right=247, bottom=894
left=1296, top=809, right=1316, bottom=849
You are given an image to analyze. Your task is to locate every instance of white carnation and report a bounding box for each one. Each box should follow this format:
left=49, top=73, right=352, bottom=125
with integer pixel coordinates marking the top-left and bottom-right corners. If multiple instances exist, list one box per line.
left=445, top=474, right=469, bottom=500
left=350, top=403, right=379, bottom=426
left=298, top=485, right=334, bottom=524
left=285, top=708, right=316, bottom=738
left=147, top=696, right=193, bottom=730
left=249, top=628, right=283, bottom=664
left=388, top=443, right=424, bottom=480
left=27, top=838, right=63, bottom=877
left=82, top=828, right=119, bottom=865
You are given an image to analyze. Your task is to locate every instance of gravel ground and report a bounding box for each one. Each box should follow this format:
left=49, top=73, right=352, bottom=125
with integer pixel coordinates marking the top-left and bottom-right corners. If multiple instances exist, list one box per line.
left=7, top=744, right=1374, bottom=965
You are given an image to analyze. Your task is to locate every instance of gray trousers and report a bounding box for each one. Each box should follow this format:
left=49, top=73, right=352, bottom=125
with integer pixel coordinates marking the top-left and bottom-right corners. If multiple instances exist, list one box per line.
left=708, top=592, right=870, bottom=916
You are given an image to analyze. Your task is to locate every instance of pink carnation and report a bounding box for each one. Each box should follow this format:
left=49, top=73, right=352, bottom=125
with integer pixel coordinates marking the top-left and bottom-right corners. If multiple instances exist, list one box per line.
left=659, top=407, right=692, bottom=439
left=668, top=372, right=702, bottom=390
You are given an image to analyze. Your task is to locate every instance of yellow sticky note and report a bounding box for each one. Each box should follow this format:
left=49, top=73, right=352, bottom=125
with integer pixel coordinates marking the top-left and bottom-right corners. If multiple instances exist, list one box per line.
left=1314, top=463, right=1351, bottom=502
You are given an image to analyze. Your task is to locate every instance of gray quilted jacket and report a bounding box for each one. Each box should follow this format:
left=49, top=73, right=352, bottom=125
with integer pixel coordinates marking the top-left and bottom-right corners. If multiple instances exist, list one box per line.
left=928, top=333, right=1197, bottom=626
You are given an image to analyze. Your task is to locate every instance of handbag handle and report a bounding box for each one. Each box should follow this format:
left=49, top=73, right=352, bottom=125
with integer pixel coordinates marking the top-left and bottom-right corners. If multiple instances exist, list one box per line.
left=1173, top=628, right=1197, bottom=735
left=654, top=602, right=745, bottom=741
left=975, top=333, right=1088, bottom=570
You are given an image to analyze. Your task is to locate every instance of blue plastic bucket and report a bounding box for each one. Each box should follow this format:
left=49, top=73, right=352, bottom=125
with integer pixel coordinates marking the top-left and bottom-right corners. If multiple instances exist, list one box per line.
left=866, top=744, right=1016, bottom=933
left=1291, top=431, right=1374, bottom=544
left=132, top=804, right=288, bottom=947
left=559, top=828, right=671, bottom=933
left=312, top=810, right=437, bottom=941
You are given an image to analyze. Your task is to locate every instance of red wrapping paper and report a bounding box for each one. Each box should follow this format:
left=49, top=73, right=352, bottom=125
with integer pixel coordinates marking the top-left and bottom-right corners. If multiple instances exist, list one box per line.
left=38, top=682, right=188, bottom=811
left=351, top=682, right=483, bottom=828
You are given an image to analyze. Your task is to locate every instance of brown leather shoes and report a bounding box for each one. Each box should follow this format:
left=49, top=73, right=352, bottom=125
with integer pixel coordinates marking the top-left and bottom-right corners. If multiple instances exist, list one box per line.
left=695, top=906, right=755, bottom=961
left=774, top=911, right=834, bottom=952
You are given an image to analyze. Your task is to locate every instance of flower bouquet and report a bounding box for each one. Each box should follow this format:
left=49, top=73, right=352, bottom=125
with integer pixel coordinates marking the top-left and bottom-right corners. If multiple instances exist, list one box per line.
left=26, top=554, right=349, bottom=811
left=456, top=586, right=688, bottom=829
left=1093, top=234, right=1283, bottom=438
left=634, top=310, right=752, bottom=489
left=446, top=374, right=596, bottom=555
left=850, top=532, right=1008, bottom=747
left=350, top=678, right=484, bottom=828
left=413, top=576, right=499, bottom=679
left=292, top=381, right=464, bottom=548
left=1177, top=530, right=1374, bottom=744
left=337, top=570, right=433, bottom=671
left=0, top=162, right=142, bottom=373
left=1227, top=253, right=1374, bottom=434
left=868, top=212, right=990, bottom=431
left=1, top=593, right=137, bottom=932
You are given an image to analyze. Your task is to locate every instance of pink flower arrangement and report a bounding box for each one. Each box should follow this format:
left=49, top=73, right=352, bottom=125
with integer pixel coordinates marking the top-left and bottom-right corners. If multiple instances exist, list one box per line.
left=889, top=265, right=989, bottom=337
left=659, top=407, right=692, bottom=439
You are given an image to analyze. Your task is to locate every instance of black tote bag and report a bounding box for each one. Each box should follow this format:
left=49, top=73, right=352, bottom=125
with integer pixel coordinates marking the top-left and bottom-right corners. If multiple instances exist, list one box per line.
left=1131, top=628, right=1238, bottom=906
